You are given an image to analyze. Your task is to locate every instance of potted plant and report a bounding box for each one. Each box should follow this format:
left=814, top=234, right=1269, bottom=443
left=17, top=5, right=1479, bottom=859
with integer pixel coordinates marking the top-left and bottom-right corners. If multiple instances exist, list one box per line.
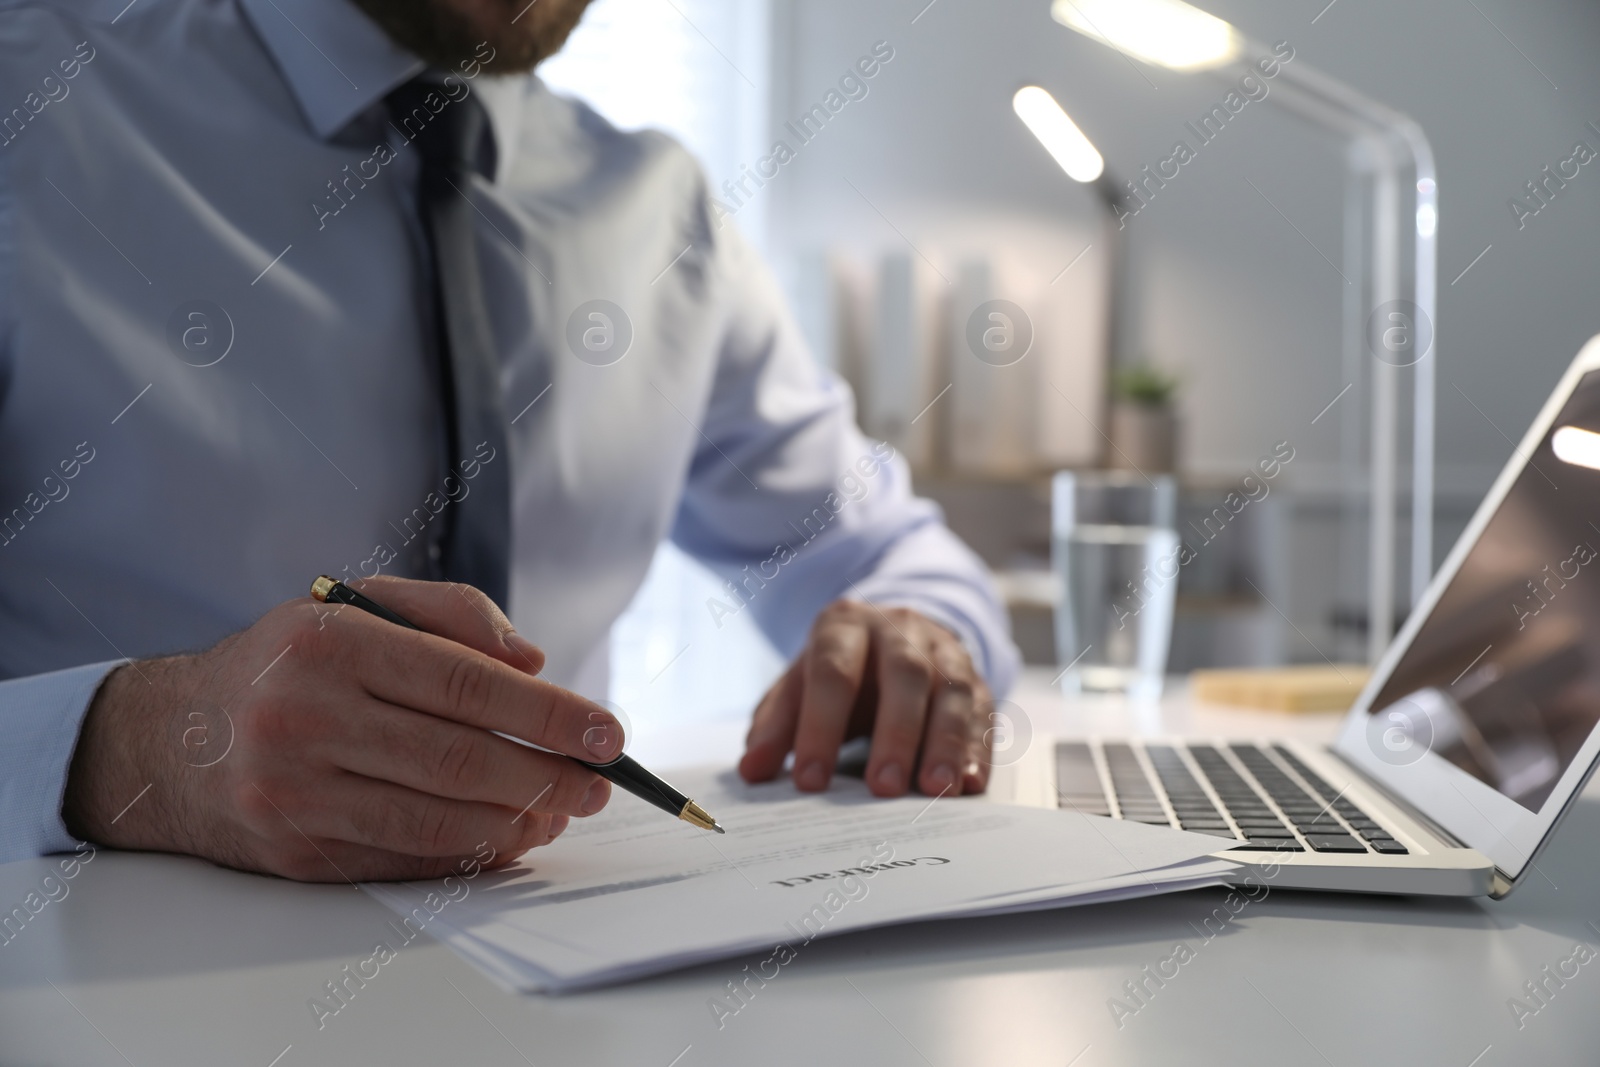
left=1109, top=364, right=1180, bottom=473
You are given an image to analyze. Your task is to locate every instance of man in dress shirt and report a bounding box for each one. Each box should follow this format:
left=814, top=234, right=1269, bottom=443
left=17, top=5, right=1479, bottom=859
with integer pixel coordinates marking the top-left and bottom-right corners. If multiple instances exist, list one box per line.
left=0, top=0, right=1018, bottom=879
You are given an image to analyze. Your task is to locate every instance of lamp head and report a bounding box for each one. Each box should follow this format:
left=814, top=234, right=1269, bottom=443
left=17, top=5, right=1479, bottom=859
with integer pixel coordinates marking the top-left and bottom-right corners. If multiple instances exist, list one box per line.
left=1013, top=86, right=1104, bottom=183
left=1050, top=0, right=1242, bottom=72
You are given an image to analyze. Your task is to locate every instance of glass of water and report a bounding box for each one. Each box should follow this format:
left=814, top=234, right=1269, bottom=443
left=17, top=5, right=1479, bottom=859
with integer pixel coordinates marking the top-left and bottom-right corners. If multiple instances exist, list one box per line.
left=1053, top=471, right=1180, bottom=701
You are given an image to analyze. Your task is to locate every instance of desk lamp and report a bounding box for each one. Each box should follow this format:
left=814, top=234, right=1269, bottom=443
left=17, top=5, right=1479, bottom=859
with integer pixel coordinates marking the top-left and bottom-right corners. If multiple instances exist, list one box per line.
left=1050, top=0, right=1438, bottom=662
left=1012, top=85, right=1130, bottom=461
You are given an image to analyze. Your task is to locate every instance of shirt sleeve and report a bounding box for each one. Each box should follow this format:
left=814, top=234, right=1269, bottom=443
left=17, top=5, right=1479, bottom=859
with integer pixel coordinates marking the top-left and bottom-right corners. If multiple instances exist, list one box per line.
left=0, top=152, right=110, bottom=862
left=0, top=661, right=119, bottom=862
left=669, top=223, right=1021, bottom=697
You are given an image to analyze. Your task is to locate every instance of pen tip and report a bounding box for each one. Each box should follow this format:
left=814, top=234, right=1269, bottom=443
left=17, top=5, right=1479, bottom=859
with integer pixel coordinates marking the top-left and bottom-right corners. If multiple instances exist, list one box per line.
left=713, top=823, right=726, bottom=834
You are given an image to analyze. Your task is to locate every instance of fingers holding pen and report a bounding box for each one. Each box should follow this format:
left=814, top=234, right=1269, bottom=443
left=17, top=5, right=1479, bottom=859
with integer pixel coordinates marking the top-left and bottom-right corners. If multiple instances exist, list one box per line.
left=240, top=775, right=569, bottom=879
left=318, top=607, right=625, bottom=763
left=338, top=575, right=547, bottom=675
left=320, top=700, right=612, bottom=819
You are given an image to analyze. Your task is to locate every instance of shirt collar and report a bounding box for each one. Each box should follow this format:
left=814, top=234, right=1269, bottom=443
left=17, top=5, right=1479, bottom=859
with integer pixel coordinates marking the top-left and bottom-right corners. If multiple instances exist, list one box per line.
left=238, top=0, right=525, bottom=180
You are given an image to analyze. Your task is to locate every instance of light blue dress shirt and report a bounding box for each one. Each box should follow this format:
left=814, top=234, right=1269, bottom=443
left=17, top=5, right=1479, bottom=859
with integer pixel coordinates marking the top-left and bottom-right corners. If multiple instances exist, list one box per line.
left=0, top=0, right=1019, bottom=862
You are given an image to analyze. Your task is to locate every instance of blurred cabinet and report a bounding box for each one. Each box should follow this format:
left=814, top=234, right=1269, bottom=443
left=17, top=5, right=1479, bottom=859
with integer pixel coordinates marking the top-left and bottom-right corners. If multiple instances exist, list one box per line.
left=787, top=243, right=1106, bottom=478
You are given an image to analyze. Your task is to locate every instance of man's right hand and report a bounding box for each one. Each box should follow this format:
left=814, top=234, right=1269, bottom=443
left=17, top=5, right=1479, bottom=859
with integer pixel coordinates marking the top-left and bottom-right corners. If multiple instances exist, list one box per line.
left=61, top=577, right=621, bottom=882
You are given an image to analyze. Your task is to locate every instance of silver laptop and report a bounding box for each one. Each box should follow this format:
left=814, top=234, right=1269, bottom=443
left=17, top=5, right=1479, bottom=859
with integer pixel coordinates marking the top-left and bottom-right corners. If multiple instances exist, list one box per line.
left=1018, top=335, right=1600, bottom=898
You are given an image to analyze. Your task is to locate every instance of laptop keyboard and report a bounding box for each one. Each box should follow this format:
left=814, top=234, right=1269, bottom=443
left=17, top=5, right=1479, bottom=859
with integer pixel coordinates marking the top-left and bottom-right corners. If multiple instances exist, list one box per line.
left=1056, top=741, right=1409, bottom=856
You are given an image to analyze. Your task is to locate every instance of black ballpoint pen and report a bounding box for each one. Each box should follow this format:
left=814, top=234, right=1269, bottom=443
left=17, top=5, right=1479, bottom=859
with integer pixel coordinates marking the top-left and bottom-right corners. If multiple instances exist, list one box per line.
left=310, top=576, right=725, bottom=834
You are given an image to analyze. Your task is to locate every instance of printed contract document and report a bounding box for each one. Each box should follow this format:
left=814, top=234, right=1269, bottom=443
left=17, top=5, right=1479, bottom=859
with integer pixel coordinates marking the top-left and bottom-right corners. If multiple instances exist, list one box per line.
left=364, top=770, right=1239, bottom=992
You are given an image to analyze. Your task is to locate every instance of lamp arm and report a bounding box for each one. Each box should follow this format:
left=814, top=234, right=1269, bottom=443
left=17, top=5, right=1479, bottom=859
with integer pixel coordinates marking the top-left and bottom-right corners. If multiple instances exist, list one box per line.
left=1091, top=172, right=1128, bottom=467
left=1217, top=46, right=1439, bottom=650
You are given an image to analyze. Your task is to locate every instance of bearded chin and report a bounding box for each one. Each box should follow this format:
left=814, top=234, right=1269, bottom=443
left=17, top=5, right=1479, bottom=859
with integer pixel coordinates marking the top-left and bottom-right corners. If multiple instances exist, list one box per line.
left=348, top=0, right=593, bottom=74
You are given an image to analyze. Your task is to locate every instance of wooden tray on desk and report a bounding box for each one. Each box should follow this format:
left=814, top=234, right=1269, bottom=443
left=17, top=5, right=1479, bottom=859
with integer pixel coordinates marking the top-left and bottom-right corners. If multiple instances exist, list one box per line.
left=1190, top=664, right=1370, bottom=712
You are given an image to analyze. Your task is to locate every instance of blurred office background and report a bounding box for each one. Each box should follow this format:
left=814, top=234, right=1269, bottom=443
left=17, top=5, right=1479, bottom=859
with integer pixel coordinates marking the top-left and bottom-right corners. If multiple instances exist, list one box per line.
left=539, top=0, right=1600, bottom=747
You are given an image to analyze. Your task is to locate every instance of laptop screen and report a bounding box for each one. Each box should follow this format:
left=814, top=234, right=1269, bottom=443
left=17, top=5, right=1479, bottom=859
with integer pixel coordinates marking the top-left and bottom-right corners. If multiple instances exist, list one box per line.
left=1367, top=369, right=1600, bottom=813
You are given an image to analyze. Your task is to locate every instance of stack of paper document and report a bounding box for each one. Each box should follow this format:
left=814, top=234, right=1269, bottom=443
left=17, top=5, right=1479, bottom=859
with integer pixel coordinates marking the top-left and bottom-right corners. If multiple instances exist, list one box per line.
left=363, top=770, right=1239, bottom=992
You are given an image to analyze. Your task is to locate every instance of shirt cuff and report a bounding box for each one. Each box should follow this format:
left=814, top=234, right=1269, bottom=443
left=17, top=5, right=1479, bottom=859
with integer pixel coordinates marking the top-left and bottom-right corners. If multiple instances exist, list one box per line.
left=0, top=660, right=122, bottom=863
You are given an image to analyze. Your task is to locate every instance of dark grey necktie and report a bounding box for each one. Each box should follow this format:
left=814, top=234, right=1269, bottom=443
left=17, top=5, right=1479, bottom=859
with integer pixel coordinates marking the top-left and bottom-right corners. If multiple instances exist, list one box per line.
left=387, top=79, right=511, bottom=609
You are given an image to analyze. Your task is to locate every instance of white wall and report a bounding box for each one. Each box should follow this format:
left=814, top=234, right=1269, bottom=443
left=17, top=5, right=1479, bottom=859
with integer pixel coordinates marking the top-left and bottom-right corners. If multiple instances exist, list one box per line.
left=540, top=0, right=772, bottom=245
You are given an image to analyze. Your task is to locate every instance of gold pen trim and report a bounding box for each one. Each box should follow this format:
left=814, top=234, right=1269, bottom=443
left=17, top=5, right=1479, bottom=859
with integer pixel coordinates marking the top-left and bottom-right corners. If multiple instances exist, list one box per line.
left=679, top=799, right=725, bottom=834
left=310, top=575, right=338, bottom=602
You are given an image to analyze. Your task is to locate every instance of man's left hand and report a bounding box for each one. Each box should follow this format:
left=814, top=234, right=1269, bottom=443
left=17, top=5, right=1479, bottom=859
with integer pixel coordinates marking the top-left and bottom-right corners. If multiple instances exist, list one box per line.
left=738, top=600, right=991, bottom=797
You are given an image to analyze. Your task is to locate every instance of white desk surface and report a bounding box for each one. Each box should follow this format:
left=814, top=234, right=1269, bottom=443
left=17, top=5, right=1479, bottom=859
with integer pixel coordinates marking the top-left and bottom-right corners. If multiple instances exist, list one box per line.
left=3, top=667, right=1597, bottom=1067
